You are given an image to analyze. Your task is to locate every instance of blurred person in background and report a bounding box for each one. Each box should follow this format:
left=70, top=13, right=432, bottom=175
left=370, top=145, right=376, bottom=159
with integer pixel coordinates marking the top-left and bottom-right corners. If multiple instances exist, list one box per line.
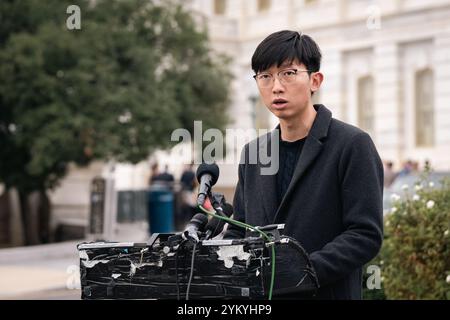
left=151, top=164, right=175, bottom=188
left=180, top=163, right=196, bottom=191
left=383, top=161, right=397, bottom=188
left=398, top=159, right=414, bottom=177
left=424, top=159, right=431, bottom=171
left=179, top=164, right=197, bottom=228
left=149, top=162, right=160, bottom=185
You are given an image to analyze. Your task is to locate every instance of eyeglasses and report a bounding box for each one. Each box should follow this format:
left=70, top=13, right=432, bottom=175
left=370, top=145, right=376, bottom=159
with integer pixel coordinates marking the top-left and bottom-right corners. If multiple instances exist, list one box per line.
left=253, top=68, right=311, bottom=88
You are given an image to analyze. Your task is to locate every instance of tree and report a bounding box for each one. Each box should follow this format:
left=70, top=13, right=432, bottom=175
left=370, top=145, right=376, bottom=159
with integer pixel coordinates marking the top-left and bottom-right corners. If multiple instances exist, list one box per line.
left=0, top=0, right=231, bottom=245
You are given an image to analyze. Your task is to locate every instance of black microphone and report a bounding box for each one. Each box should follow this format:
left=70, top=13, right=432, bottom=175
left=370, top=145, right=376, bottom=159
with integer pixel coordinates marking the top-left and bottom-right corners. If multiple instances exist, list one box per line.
left=182, top=213, right=208, bottom=243
left=204, top=202, right=234, bottom=239
left=196, top=163, right=220, bottom=207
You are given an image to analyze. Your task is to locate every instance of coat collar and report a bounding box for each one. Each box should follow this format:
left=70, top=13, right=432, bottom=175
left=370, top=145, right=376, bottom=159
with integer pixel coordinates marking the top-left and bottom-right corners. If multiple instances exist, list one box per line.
left=258, top=104, right=332, bottom=224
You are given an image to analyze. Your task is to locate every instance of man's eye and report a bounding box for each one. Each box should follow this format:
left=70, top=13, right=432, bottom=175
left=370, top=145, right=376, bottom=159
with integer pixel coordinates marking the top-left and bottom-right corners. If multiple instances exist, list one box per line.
left=283, top=70, right=296, bottom=76
left=259, top=74, right=271, bottom=80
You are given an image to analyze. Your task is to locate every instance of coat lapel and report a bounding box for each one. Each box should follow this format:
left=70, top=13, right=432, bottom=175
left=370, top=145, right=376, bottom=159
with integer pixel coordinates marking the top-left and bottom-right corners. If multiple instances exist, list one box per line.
left=256, top=130, right=279, bottom=224
left=272, top=104, right=332, bottom=223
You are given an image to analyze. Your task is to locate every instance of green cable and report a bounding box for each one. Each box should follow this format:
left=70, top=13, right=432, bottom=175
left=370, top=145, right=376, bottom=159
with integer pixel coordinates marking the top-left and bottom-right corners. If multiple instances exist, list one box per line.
left=198, top=205, right=276, bottom=300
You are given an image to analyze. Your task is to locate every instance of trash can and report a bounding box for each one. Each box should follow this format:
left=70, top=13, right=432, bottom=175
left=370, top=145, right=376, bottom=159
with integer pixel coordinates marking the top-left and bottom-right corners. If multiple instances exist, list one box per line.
left=147, top=185, right=174, bottom=234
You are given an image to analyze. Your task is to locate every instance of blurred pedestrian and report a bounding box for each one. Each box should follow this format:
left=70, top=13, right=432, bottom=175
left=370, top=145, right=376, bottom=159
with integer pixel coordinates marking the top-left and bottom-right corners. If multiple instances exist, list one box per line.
left=180, top=163, right=196, bottom=191
left=383, top=161, right=397, bottom=188
left=149, top=162, right=160, bottom=185
left=424, top=159, right=431, bottom=171
left=179, top=164, right=197, bottom=229
left=152, top=164, right=175, bottom=188
left=412, top=161, right=419, bottom=173
left=398, top=159, right=413, bottom=177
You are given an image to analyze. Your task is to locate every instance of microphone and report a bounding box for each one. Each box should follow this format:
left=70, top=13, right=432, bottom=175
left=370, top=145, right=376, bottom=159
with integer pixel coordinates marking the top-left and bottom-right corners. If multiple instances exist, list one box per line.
left=196, top=163, right=220, bottom=207
left=204, top=202, right=234, bottom=240
left=182, top=213, right=208, bottom=243
left=255, top=224, right=285, bottom=231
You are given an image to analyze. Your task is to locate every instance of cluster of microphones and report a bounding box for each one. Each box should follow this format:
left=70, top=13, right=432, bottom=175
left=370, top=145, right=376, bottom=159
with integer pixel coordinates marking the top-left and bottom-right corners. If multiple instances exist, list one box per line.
left=170, top=163, right=233, bottom=244
left=180, top=201, right=233, bottom=243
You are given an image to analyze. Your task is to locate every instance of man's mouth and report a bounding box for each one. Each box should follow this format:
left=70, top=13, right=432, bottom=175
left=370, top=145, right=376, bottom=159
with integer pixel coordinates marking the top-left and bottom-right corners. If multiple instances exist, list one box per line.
left=272, top=98, right=288, bottom=108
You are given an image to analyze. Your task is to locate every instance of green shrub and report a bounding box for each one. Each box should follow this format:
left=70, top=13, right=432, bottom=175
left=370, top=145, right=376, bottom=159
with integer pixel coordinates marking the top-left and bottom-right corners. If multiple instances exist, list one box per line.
left=373, top=176, right=450, bottom=300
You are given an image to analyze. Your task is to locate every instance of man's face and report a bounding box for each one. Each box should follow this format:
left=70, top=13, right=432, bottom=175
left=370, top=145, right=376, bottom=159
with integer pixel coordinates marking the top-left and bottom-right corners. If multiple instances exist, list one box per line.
left=255, top=60, right=323, bottom=120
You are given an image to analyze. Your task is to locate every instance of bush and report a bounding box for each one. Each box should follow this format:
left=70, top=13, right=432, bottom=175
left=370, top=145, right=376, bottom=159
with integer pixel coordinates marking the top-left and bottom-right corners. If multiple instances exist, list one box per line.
left=370, top=175, right=450, bottom=300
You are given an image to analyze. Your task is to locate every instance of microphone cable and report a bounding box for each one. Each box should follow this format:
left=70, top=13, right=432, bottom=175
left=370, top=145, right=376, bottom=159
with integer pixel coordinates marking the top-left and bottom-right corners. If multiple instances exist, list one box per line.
left=174, top=239, right=188, bottom=300
left=185, top=241, right=197, bottom=300
left=174, top=237, right=199, bottom=300
left=198, top=205, right=277, bottom=300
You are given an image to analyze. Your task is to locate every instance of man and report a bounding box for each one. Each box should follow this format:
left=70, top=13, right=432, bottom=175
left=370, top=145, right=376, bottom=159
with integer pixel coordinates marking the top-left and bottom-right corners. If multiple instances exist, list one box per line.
left=151, top=164, right=175, bottom=187
left=180, top=163, right=196, bottom=191
left=383, top=161, right=397, bottom=188
left=179, top=164, right=197, bottom=228
left=224, top=30, right=384, bottom=300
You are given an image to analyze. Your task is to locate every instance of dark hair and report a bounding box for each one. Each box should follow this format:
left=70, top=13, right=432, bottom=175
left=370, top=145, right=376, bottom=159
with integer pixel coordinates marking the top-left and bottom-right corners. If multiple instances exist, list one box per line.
left=251, top=30, right=322, bottom=75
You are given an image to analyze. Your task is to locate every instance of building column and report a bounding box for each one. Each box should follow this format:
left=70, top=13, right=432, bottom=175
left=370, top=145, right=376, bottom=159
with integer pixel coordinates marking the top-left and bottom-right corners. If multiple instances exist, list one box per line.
left=374, top=43, right=401, bottom=165
left=321, top=50, right=344, bottom=120
left=434, top=31, right=450, bottom=170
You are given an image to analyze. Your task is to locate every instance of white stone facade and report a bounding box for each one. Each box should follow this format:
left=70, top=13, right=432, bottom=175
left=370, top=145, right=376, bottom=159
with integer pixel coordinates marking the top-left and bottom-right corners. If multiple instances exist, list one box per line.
left=187, top=0, right=450, bottom=178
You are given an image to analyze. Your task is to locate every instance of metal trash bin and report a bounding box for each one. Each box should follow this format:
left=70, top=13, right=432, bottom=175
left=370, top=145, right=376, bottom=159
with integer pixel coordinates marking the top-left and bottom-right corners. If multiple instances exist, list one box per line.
left=147, top=185, right=174, bottom=234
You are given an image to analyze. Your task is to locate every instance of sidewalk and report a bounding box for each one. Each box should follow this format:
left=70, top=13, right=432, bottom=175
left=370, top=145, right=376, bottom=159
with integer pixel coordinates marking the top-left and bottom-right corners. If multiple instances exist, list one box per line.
left=0, top=222, right=150, bottom=299
left=0, top=241, right=80, bottom=299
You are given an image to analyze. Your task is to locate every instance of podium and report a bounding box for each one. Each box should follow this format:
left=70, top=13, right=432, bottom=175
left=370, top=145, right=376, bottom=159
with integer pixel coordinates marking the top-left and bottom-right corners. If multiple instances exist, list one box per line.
left=78, top=232, right=318, bottom=300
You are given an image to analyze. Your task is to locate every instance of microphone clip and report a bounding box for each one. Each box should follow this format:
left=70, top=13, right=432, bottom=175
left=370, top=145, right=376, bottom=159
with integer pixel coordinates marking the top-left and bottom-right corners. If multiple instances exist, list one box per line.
left=182, top=230, right=200, bottom=243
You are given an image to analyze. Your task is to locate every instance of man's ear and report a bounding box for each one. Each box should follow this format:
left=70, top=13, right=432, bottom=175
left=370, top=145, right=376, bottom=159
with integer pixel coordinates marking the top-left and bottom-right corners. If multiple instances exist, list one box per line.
left=310, top=72, right=324, bottom=94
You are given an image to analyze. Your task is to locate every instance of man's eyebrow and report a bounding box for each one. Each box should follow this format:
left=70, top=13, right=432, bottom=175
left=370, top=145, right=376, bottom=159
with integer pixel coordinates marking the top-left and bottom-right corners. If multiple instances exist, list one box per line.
left=258, top=62, right=296, bottom=73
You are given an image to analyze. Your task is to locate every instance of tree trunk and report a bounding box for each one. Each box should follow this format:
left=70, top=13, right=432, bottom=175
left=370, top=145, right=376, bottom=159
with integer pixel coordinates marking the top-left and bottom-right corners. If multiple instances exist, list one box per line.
left=8, top=188, right=25, bottom=247
left=0, top=191, right=11, bottom=247
left=18, top=189, right=52, bottom=246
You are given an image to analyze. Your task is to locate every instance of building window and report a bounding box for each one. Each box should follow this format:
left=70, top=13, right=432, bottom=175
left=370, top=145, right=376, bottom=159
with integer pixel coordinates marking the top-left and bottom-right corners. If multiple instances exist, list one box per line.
left=258, top=0, right=271, bottom=12
left=415, top=68, right=434, bottom=147
left=214, top=0, right=226, bottom=15
left=357, top=76, right=375, bottom=137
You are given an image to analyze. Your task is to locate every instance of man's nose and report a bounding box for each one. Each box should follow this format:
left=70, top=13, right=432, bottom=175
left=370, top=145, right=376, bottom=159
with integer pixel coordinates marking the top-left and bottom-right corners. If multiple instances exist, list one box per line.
left=272, top=76, right=285, bottom=94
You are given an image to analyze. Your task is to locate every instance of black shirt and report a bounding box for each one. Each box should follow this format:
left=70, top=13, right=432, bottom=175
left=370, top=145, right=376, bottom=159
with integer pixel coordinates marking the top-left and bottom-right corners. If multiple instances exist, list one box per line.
left=276, top=136, right=307, bottom=206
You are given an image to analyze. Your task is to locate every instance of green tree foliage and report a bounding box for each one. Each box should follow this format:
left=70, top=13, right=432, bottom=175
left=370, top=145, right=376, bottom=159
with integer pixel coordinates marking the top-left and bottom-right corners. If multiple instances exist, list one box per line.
left=0, top=0, right=231, bottom=244
left=0, top=0, right=230, bottom=191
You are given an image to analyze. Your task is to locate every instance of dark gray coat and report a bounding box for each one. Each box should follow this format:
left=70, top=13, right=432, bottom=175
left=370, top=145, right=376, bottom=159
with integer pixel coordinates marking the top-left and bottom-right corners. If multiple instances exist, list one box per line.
left=224, top=104, right=384, bottom=300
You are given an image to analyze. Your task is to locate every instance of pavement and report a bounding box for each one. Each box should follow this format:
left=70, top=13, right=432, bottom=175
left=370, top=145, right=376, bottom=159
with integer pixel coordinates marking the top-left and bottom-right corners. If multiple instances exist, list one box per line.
left=0, top=222, right=150, bottom=300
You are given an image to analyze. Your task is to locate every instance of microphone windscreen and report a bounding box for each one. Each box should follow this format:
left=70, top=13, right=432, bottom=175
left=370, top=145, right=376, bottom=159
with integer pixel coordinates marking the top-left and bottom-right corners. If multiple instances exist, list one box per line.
left=196, top=163, right=220, bottom=185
